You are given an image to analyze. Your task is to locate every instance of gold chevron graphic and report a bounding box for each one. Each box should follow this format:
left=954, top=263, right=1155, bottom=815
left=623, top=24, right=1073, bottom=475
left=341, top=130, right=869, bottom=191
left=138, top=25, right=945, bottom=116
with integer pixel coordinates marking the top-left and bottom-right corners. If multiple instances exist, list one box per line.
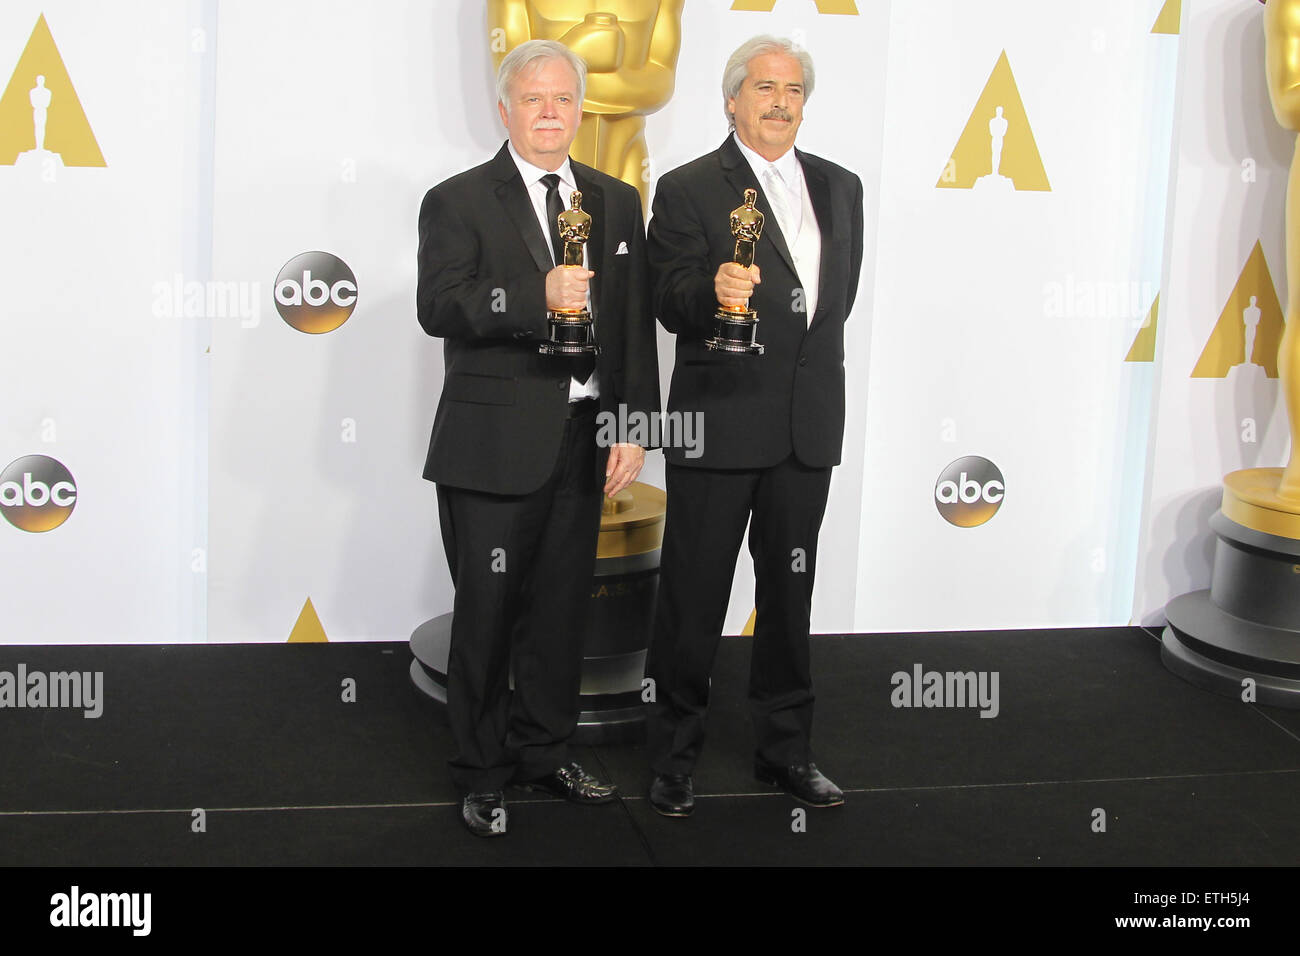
left=0, top=14, right=104, bottom=166
left=1125, top=294, right=1159, bottom=362
left=288, top=597, right=329, bottom=643
left=1151, top=0, right=1182, bottom=36
left=937, top=50, right=1049, bottom=192
left=730, top=0, right=858, bottom=12
left=1191, top=241, right=1284, bottom=378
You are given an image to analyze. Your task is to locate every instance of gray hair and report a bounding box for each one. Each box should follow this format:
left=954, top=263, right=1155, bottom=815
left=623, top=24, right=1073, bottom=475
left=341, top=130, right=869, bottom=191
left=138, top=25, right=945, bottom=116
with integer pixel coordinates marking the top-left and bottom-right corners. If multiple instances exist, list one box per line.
left=721, top=35, right=814, bottom=128
left=497, top=40, right=587, bottom=114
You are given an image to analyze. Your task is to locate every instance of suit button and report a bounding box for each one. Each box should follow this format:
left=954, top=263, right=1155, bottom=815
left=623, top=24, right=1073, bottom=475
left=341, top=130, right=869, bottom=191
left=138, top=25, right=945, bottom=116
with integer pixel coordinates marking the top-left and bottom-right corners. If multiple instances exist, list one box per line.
left=799, top=357, right=808, bottom=367
left=557, top=380, right=567, bottom=390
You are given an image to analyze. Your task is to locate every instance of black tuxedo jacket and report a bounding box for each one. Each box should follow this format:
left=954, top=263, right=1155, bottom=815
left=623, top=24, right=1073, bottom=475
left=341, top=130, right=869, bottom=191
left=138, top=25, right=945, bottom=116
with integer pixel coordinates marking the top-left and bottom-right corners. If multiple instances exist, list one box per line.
left=418, top=142, right=660, bottom=495
left=648, top=135, right=863, bottom=469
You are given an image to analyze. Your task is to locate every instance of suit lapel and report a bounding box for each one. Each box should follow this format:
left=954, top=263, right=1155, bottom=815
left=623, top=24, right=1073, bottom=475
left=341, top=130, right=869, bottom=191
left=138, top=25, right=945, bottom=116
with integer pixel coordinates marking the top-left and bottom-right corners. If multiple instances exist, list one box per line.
left=799, top=151, right=833, bottom=324
left=571, top=164, right=605, bottom=326
left=718, top=135, right=798, bottom=283
left=489, top=143, right=553, bottom=273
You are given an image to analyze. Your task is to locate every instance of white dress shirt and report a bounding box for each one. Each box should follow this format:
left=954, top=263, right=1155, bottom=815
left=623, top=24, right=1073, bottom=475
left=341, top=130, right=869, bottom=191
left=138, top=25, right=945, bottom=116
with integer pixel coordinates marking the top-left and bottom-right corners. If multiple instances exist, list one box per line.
left=732, top=132, right=821, bottom=325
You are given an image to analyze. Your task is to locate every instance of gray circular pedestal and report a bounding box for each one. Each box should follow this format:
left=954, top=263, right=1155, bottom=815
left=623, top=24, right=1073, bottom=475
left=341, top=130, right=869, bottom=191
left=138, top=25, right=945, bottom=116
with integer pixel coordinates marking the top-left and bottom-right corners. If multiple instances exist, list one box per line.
left=410, top=548, right=659, bottom=744
left=1162, top=511, right=1300, bottom=707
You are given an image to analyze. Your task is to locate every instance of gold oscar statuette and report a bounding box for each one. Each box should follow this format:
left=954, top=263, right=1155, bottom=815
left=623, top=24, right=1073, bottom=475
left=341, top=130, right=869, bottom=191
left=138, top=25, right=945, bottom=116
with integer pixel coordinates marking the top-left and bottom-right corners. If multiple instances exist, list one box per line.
left=1219, top=0, right=1300, bottom=528
left=541, top=189, right=597, bottom=355
left=706, top=188, right=765, bottom=355
left=1260, top=0, right=1300, bottom=509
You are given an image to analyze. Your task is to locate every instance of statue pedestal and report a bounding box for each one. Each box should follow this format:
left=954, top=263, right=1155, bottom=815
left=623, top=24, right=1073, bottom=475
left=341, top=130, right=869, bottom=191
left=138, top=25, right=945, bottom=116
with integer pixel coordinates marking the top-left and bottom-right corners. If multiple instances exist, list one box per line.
left=13, top=148, right=63, bottom=172
left=973, top=173, right=1014, bottom=192
left=410, top=481, right=666, bottom=743
left=1162, top=469, right=1300, bottom=707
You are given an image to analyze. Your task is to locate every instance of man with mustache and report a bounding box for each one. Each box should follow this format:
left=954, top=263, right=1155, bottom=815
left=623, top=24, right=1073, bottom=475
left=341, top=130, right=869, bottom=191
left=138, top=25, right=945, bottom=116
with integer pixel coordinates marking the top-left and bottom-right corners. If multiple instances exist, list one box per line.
left=644, top=35, right=863, bottom=816
left=417, top=39, right=659, bottom=836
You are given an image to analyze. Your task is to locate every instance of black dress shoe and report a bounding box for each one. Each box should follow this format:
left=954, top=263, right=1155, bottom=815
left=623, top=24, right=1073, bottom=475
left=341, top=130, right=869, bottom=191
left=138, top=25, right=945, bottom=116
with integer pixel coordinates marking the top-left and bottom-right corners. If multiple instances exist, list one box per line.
left=516, top=762, right=618, bottom=804
left=461, top=791, right=508, bottom=836
left=648, top=772, right=694, bottom=817
left=754, top=761, right=845, bottom=807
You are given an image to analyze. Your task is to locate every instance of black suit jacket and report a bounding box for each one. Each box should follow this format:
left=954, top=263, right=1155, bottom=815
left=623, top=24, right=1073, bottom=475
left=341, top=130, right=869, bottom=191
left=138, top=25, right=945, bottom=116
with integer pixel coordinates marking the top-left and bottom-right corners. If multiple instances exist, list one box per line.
left=418, top=142, right=660, bottom=495
left=648, top=135, right=863, bottom=469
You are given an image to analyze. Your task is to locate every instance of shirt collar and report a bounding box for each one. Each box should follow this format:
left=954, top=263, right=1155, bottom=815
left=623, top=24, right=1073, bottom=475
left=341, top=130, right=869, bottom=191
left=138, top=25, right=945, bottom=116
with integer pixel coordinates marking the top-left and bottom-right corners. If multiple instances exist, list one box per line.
left=732, top=131, right=800, bottom=193
left=507, top=140, right=575, bottom=192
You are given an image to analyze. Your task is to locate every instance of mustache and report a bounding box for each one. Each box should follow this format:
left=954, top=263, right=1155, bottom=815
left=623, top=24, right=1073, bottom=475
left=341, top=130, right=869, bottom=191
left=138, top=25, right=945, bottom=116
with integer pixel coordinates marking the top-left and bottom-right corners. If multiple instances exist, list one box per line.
left=762, top=107, right=793, bottom=122
left=532, top=119, right=565, bottom=130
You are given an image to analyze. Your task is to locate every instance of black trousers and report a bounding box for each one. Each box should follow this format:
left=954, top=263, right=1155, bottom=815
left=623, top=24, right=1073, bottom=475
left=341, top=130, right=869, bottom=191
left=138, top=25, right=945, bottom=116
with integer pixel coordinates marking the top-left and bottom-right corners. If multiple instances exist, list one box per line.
left=436, top=404, right=606, bottom=793
left=645, top=455, right=833, bottom=775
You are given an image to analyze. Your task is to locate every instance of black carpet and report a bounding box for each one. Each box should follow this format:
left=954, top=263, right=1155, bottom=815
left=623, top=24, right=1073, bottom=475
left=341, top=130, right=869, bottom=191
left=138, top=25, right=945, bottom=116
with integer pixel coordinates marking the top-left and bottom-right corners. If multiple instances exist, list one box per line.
left=1, top=627, right=1298, bottom=867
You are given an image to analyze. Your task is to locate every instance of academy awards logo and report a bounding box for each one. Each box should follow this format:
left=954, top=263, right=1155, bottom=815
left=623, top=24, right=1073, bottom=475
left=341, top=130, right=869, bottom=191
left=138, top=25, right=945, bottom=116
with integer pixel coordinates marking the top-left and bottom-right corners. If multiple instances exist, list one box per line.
left=935, top=456, right=1005, bottom=528
left=937, top=51, right=1049, bottom=192
left=0, top=14, right=105, bottom=172
left=1191, top=240, right=1283, bottom=378
left=0, top=455, right=77, bottom=532
left=273, top=252, right=358, bottom=334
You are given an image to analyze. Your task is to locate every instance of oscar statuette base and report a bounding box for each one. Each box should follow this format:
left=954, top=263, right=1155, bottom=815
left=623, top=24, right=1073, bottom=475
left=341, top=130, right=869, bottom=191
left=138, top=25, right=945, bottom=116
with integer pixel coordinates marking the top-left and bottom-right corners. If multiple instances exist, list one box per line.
left=706, top=307, right=763, bottom=355
left=1162, top=469, right=1300, bottom=708
left=409, top=482, right=666, bottom=743
left=539, top=310, right=597, bottom=356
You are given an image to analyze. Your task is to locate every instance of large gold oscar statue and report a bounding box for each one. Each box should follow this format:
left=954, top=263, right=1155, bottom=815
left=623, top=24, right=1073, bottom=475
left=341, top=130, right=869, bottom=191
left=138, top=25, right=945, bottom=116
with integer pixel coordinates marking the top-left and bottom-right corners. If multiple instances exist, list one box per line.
left=488, top=0, right=685, bottom=210
left=1265, top=0, right=1300, bottom=504
left=1161, top=0, right=1300, bottom=707
left=1210, top=0, right=1300, bottom=531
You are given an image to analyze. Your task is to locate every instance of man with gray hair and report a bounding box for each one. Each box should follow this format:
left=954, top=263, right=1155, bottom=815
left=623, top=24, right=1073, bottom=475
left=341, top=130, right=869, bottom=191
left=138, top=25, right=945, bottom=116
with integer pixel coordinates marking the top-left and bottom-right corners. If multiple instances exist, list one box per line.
left=644, top=35, right=863, bottom=817
left=417, top=39, right=659, bottom=836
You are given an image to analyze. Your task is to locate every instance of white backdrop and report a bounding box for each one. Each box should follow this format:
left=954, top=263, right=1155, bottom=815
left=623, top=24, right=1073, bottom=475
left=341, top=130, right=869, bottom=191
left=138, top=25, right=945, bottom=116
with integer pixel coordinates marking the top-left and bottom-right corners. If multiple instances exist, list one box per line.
left=0, top=1, right=208, bottom=644
left=854, top=0, right=1179, bottom=631
left=1, top=0, right=1241, bottom=644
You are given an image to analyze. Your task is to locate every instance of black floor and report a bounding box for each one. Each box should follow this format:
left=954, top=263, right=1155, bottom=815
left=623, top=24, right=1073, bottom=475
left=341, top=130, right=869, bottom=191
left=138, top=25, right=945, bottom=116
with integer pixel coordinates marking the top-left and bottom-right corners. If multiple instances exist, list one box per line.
left=1, top=627, right=1298, bottom=867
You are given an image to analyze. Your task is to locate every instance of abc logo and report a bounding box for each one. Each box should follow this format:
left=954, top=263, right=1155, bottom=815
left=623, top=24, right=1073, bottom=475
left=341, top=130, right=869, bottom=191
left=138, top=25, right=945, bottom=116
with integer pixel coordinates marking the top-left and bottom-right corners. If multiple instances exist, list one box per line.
left=934, top=456, right=1004, bottom=528
left=274, top=251, right=357, bottom=334
left=0, top=455, right=77, bottom=532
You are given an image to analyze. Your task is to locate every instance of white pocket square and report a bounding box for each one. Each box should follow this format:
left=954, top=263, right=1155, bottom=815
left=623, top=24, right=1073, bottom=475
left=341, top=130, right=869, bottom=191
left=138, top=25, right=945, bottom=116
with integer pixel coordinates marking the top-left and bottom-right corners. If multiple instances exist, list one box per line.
left=615, top=241, right=629, bottom=255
